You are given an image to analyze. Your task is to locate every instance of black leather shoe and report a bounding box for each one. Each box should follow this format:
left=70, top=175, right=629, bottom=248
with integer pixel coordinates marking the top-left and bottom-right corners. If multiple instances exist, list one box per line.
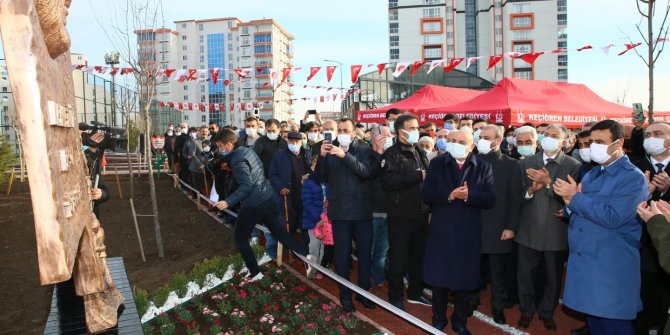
left=570, top=324, right=590, bottom=335
left=518, top=315, right=532, bottom=329
left=407, top=295, right=432, bottom=306
left=540, top=316, right=557, bottom=331
left=504, top=297, right=519, bottom=309
left=451, top=316, right=471, bottom=335
left=341, top=299, right=356, bottom=313
left=389, top=299, right=405, bottom=311
left=492, top=308, right=506, bottom=325
left=355, top=294, right=376, bottom=309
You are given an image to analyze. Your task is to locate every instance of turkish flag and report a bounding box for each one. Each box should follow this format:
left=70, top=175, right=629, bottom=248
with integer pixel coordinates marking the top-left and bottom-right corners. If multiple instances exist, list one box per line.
left=618, top=43, right=642, bottom=56
left=209, top=69, right=220, bottom=84
left=320, top=96, right=325, bottom=103
left=219, top=104, right=225, bottom=111
left=188, top=103, right=193, bottom=111
left=326, top=66, right=337, bottom=82
left=164, top=69, right=176, bottom=78
left=350, top=65, right=362, bottom=84
left=520, top=52, right=544, bottom=65
left=392, top=62, right=410, bottom=77
left=209, top=103, right=214, bottom=112
left=109, top=67, right=120, bottom=76
left=187, top=69, right=197, bottom=81
left=233, top=68, right=248, bottom=78
left=307, top=67, right=321, bottom=81
left=443, top=58, right=464, bottom=73
left=577, top=45, right=593, bottom=52
left=280, top=67, right=291, bottom=85
left=256, top=67, right=264, bottom=74
left=409, top=61, right=427, bottom=77
left=159, top=101, right=166, bottom=108
left=487, top=55, right=503, bottom=70
left=377, top=63, right=387, bottom=75
left=224, top=79, right=231, bottom=86
left=178, top=102, right=184, bottom=110
left=168, top=102, right=175, bottom=108
left=120, top=68, right=134, bottom=75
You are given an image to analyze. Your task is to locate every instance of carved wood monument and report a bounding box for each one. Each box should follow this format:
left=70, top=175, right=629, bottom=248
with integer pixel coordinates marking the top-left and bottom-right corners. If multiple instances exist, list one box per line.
left=0, top=0, right=124, bottom=333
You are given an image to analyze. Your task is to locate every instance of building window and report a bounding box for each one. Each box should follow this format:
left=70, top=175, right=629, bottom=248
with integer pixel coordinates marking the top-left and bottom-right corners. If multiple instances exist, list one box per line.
left=181, top=35, right=186, bottom=40
left=181, top=23, right=186, bottom=28
left=182, top=55, right=187, bottom=61
left=242, top=26, right=249, bottom=35
left=253, top=45, right=271, bottom=54
left=199, top=55, right=205, bottom=62
left=423, top=46, right=443, bottom=60
left=243, top=90, right=251, bottom=99
left=513, top=42, right=532, bottom=68
left=558, top=29, right=568, bottom=39
left=424, top=0, right=442, bottom=4
left=202, top=115, right=206, bottom=123
left=512, top=3, right=531, bottom=13
left=423, top=8, right=441, bottom=18
left=511, top=14, right=533, bottom=29
left=446, top=5, right=453, bottom=12
left=558, top=55, right=568, bottom=67
left=558, top=41, right=567, bottom=48
left=183, top=85, right=188, bottom=91
left=199, top=35, right=204, bottom=43
left=200, top=45, right=204, bottom=53
left=200, top=85, right=206, bottom=93
left=495, top=14, right=502, bottom=22
left=184, top=95, right=188, bottom=100
left=424, top=35, right=441, bottom=44
left=228, top=32, right=232, bottom=40
left=183, top=65, right=188, bottom=69
left=184, top=115, right=189, bottom=121
left=201, top=95, right=206, bottom=102
left=2, top=87, right=7, bottom=92
left=446, top=32, right=454, bottom=39
left=495, top=1, right=501, bottom=9
left=253, top=34, right=271, bottom=43
left=198, top=23, right=204, bottom=31
left=389, top=14, right=398, bottom=21
left=495, top=41, right=503, bottom=48
left=422, top=19, right=443, bottom=34
left=495, top=28, right=503, bottom=35
left=514, top=30, right=531, bottom=40
left=447, top=44, right=455, bottom=52
left=228, top=21, right=233, bottom=28
left=558, top=69, right=568, bottom=80
left=514, top=71, right=532, bottom=80
left=390, top=35, right=399, bottom=46
left=390, top=48, right=399, bottom=60
left=389, top=0, right=398, bottom=8
left=557, top=14, right=567, bottom=25
left=446, top=18, right=453, bottom=25
left=182, top=45, right=187, bottom=51
left=389, top=22, right=399, bottom=34
left=496, top=66, right=503, bottom=74
left=200, top=65, right=205, bottom=69
left=557, top=0, right=567, bottom=12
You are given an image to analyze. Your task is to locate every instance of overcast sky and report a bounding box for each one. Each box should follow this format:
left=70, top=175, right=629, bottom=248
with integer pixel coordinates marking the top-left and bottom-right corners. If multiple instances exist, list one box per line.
left=59, top=0, right=670, bottom=115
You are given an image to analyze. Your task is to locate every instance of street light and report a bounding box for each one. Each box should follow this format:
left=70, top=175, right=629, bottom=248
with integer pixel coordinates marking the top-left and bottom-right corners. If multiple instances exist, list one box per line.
left=324, top=59, right=344, bottom=118
left=104, top=50, right=120, bottom=127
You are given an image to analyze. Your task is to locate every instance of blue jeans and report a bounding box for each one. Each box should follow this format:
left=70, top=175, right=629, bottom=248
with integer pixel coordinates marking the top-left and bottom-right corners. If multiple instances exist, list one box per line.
left=264, top=230, right=277, bottom=259
left=371, top=216, right=389, bottom=285
left=332, top=219, right=373, bottom=300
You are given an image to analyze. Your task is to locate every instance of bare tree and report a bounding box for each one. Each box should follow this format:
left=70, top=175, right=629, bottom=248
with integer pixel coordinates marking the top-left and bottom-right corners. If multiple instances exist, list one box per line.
left=95, top=0, right=166, bottom=258
left=633, top=0, right=670, bottom=122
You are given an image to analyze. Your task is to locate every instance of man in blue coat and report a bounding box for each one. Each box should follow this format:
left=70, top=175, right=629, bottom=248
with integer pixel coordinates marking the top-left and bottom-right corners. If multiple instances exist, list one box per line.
left=422, top=130, right=496, bottom=335
left=554, top=120, right=649, bottom=335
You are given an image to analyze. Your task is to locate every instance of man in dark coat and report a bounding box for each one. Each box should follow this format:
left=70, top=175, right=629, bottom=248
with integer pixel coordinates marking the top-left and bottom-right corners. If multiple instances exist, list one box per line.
left=477, top=125, right=522, bottom=325
left=516, top=124, right=581, bottom=331
left=164, top=123, right=176, bottom=172
left=422, top=129, right=496, bottom=335
left=174, top=122, right=190, bottom=184
left=315, top=117, right=379, bottom=313
left=253, top=118, right=288, bottom=179
left=381, top=114, right=431, bottom=310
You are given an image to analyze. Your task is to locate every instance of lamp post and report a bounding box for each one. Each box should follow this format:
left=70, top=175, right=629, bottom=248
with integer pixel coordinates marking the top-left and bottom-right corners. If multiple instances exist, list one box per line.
left=324, top=59, right=344, bottom=118
left=104, top=51, right=120, bottom=127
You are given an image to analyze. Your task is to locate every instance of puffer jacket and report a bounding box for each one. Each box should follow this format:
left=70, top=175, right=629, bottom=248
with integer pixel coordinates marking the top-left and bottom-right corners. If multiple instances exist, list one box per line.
left=301, top=174, right=324, bottom=230
left=381, top=141, right=429, bottom=217
left=224, top=146, right=274, bottom=208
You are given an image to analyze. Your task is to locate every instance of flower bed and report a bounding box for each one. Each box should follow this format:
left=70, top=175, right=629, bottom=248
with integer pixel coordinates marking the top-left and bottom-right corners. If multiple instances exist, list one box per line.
left=141, top=264, right=381, bottom=335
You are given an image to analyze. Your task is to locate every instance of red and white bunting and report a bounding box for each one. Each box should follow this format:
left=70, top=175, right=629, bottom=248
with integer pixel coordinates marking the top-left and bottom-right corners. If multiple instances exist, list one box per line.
left=392, top=62, right=411, bottom=78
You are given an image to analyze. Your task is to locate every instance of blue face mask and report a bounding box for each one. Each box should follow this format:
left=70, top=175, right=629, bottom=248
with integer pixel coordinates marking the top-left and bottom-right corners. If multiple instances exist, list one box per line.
left=288, top=143, right=301, bottom=154
left=444, top=123, right=454, bottom=131
left=436, top=138, right=448, bottom=152
left=517, top=145, right=536, bottom=157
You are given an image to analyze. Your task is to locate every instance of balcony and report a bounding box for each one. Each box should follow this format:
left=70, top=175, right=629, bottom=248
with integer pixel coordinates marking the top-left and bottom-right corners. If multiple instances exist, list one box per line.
left=256, top=95, right=274, bottom=101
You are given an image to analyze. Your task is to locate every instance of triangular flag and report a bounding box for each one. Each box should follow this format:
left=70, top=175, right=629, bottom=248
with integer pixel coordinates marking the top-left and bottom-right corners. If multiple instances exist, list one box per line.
left=269, top=68, right=278, bottom=86
left=188, top=103, right=193, bottom=111
left=505, top=52, right=520, bottom=60
left=351, top=64, right=363, bottom=83
left=178, top=102, right=183, bottom=110
left=466, top=57, right=482, bottom=70
left=175, top=69, right=187, bottom=82
left=333, top=94, right=338, bottom=101
left=219, top=104, right=224, bottom=111
left=223, top=79, right=231, bottom=87
left=392, top=62, right=411, bottom=78
left=164, top=69, right=175, bottom=78
left=209, top=68, right=219, bottom=84
left=377, top=63, right=387, bottom=75
left=600, top=44, right=615, bottom=55
left=487, top=55, right=503, bottom=70
left=409, top=61, right=427, bottom=77
left=618, top=43, right=642, bottom=56
left=577, top=45, right=593, bottom=52
left=209, top=103, right=214, bottom=112
left=168, top=102, right=175, bottom=108
left=109, top=67, right=120, bottom=76
left=187, top=69, right=198, bottom=81
left=196, top=69, right=208, bottom=83
left=280, top=67, right=292, bottom=85
left=233, top=68, right=247, bottom=78
left=306, top=67, right=321, bottom=81
left=326, top=66, right=337, bottom=83
left=159, top=101, right=165, bottom=108
left=256, top=67, right=264, bottom=74
left=520, top=52, right=544, bottom=65
left=426, top=59, right=445, bottom=74
left=443, top=58, right=465, bottom=73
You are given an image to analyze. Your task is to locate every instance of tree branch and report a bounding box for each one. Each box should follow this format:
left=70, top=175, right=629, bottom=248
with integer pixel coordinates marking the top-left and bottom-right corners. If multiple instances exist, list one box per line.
left=638, top=0, right=651, bottom=18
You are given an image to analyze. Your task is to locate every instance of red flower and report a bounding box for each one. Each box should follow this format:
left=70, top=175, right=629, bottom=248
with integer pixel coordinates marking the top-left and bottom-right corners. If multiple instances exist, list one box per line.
left=299, top=313, right=305, bottom=319
left=238, top=290, right=248, bottom=299
left=214, top=319, right=220, bottom=325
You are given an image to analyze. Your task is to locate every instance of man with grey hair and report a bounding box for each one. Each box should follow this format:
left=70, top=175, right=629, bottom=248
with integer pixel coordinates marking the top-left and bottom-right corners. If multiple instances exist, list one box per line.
left=516, top=124, right=581, bottom=331
left=514, top=126, right=539, bottom=159
left=477, top=125, right=523, bottom=325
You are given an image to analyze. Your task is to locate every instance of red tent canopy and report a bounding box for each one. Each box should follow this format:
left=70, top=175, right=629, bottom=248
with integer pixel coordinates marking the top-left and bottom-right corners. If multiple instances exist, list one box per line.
left=355, top=85, right=484, bottom=124
left=420, top=78, right=638, bottom=128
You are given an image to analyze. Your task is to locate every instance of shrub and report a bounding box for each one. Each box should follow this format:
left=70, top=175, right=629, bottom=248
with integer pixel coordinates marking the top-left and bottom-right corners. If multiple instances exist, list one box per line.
left=152, top=285, right=172, bottom=308
left=251, top=244, right=265, bottom=261
left=171, top=272, right=189, bottom=298
left=211, top=255, right=231, bottom=278
left=0, top=136, right=16, bottom=184
left=132, top=286, right=149, bottom=317
left=191, top=258, right=215, bottom=287
left=229, top=254, right=244, bottom=273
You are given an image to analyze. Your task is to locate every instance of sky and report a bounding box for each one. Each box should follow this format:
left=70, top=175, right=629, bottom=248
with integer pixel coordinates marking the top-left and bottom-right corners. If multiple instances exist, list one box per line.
left=60, top=0, right=670, bottom=116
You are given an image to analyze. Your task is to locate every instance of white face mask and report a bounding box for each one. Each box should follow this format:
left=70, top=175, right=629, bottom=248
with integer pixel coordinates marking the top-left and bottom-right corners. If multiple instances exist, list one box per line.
left=473, top=129, right=481, bottom=143
left=307, top=132, right=319, bottom=142
left=167, top=131, right=174, bottom=136
left=506, top=136, right=517, bottom=146
left=401, top=129, right=420, bottom=145
left=590, top=140, right=620, bottom=164
left=203, top=146, right=210, bottom=152
left=337, top=134, right=352, bottom=147
left=245, top=127, right=257, bottom=137
left=383, top=136, right=394, bottom=150
left=266, top=132, right=279, bottom=140
left=579, top=148, right=592, bottom=163
left=643, top=137, right=668, bottom=156
left=541, top=136, right=561, bottom=153
left=477, top=139, right=494, bottom=155
left=175, top=129, right=183, bottom=135
left=427, top=151, right=437, bottom=160
left=450, top=143, right=469, bottom=160
left=257, top=128, right=266, bottom=136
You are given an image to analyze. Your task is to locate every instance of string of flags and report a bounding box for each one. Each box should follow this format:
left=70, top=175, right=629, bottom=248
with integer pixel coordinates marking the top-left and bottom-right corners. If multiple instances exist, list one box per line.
left=69, top=40, right=667, bottom=86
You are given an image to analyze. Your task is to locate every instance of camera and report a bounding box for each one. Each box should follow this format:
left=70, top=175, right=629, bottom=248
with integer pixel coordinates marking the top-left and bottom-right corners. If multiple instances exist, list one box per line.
left=79, top=121, right=126, bottom=152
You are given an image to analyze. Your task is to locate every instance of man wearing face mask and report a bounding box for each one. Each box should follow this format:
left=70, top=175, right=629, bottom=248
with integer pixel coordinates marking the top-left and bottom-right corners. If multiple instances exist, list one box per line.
left=253, top=119, right=288, bottom=179
left=472, top=119, right=488, bottom=144
left=302, top=121, right=321, bottom=152
left=311, top=119, right=337, bottom=158
left=554, top=120, right=648, bottom=335
left=576, top=130, right=598, bottom=178
left=184, top=126, right=209, bottom=196
left=418, top=136, right=437, bottom=160
left=443, top=114, right=459, bottom=131
left=422, top=130, right=496, bottom=334
left=381, top=114, right=431, bottom=310
left=315, top=117, right=378, bottom=312
left=238, top=116, right=261, bottom=148
left=257, top=119, right=266, bottom=137
left=477, top=125, right=523, bottom=325
left=269, top=132, right=313, bottom=236
left=386, top=108, right=401, bottom=134
left=633, top=122, right=670, bottom=335
left=516, top=124, right=581, bottom=331
left=164, top=123, right=176, bottom=172
left=423, top=122, right=437, bottom=138
left=174, top=122, right=190, bottom=184
left=369, top=125, right=392, bottom=287
left=501, top=126, right=517, bottom=157
left=514, top=126, right=539, bottom=159
left=436, top=129, right=450, bottom=156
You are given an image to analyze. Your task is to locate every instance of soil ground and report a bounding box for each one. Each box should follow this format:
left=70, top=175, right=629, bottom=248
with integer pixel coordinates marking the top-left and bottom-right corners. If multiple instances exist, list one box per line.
left=0, top=174, right=237, bottom=335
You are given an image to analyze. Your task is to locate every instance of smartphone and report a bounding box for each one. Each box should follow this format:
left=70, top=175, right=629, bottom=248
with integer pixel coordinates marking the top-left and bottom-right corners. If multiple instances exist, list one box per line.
left=376, top=125, right=383, bottom=136
left=324, top=132, right=333, bottom=142
left=307, top=109, right=317, bottom=115
left=632, top=103, right=645, bottom=122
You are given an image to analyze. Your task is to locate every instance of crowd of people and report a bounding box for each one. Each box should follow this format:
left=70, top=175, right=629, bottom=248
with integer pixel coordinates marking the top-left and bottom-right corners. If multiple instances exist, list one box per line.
left=159, top=109, right=669, bottom=335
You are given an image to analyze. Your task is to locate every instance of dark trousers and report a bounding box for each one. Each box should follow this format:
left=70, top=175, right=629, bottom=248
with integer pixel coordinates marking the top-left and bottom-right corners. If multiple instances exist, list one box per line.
left=433, top=287, right=476, bottom=326
left=387, top=214, right=428, bottom=302
left=587, top=316, right=634, bottom=335
left=637, top=270, right=670, bottom=335
left=487, top=252, right=512, bottom=311
left=506, top=242, right=520, bottom=304
left=178, top=158, right=191, bottom=185
left=517, top=244, right=566, bottom=318
left=191, top=171, right=205, bottom=195
left=234, top=198, right=307, bottom=276
left=332, top=219, right=373, bottom=300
